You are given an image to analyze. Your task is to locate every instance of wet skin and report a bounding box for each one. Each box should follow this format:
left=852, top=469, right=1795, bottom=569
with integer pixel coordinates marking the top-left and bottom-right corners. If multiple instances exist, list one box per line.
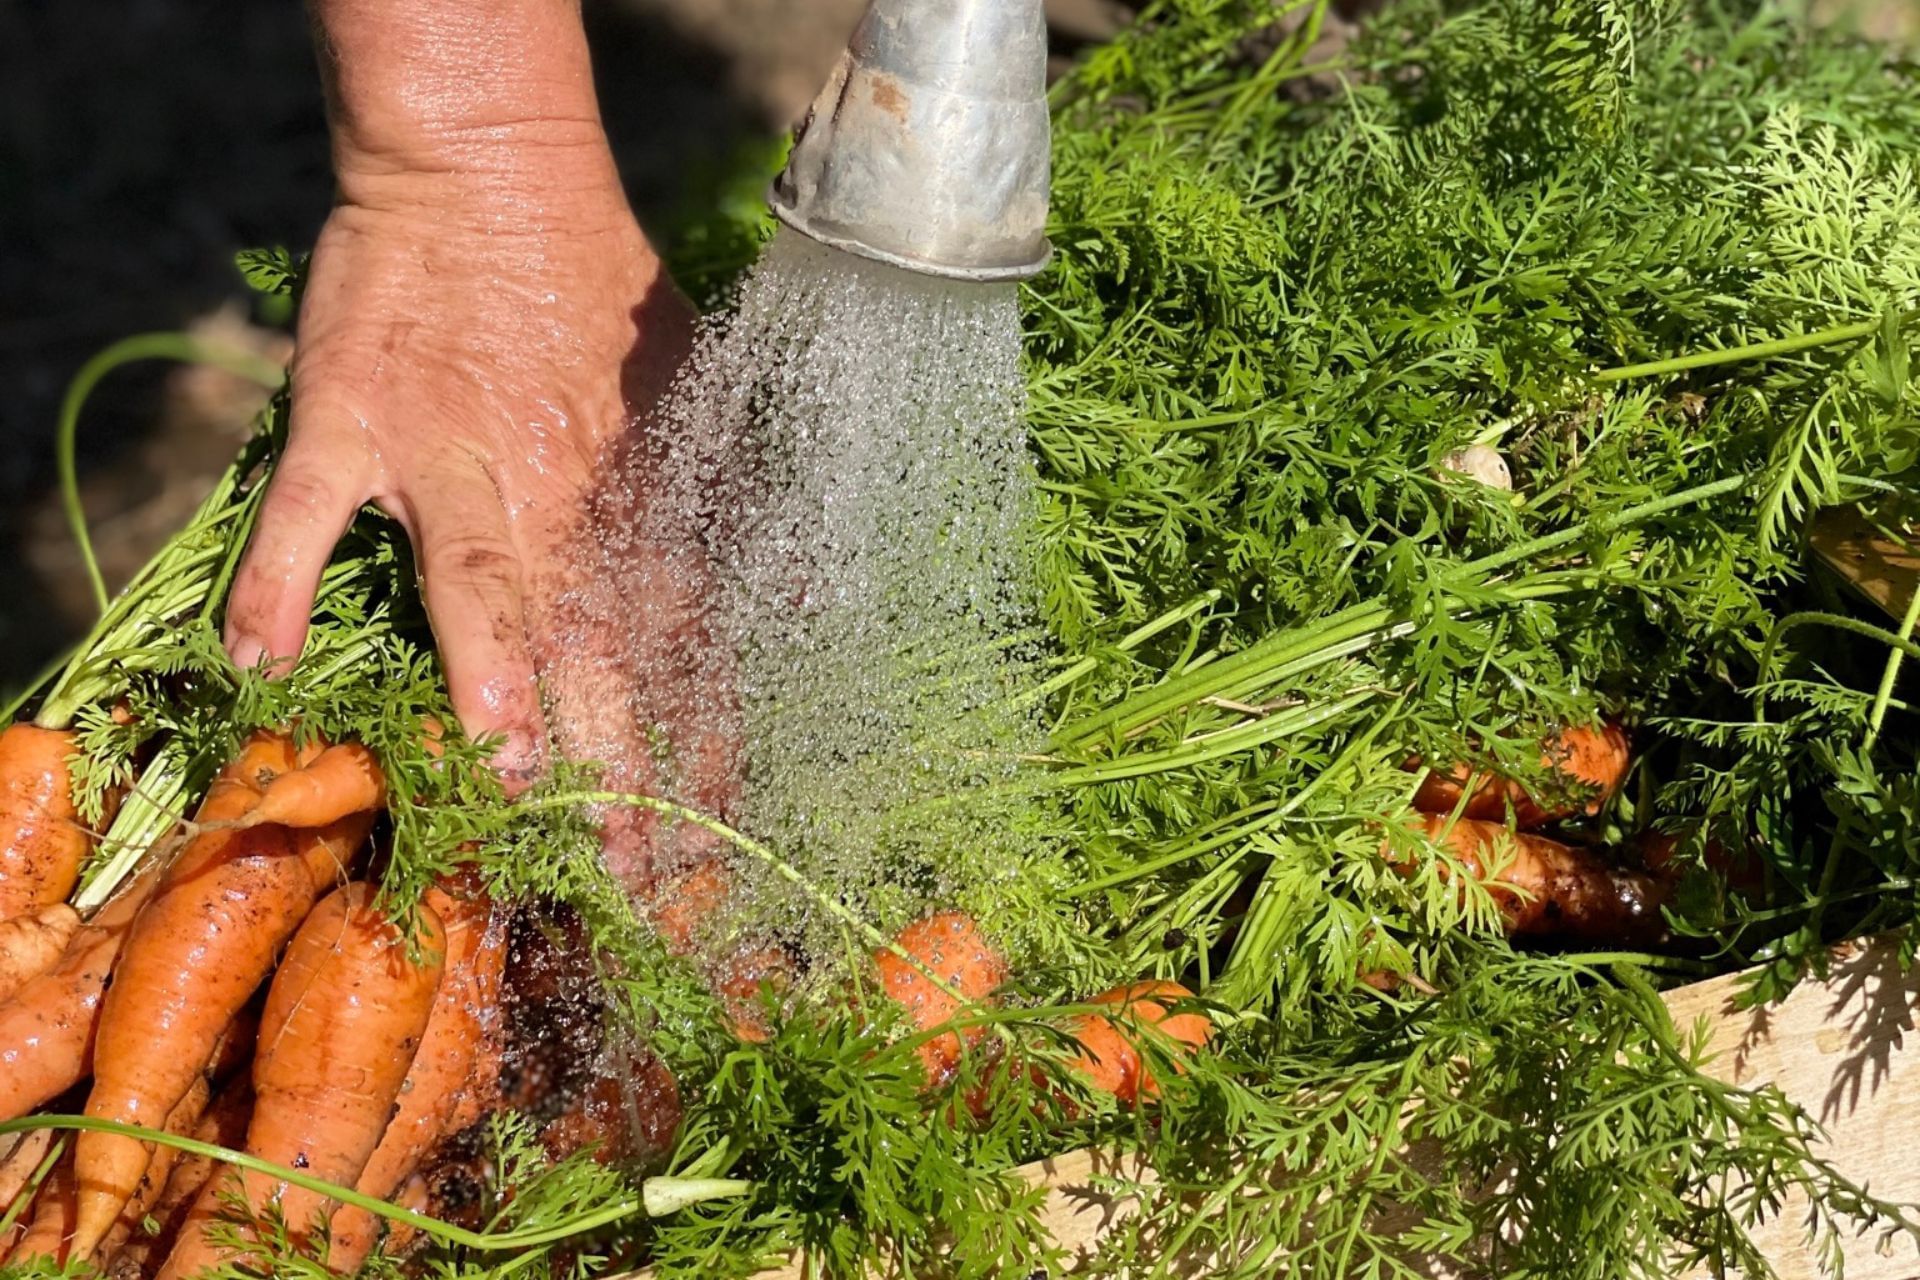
left=222, top=0, right=703, bottom=803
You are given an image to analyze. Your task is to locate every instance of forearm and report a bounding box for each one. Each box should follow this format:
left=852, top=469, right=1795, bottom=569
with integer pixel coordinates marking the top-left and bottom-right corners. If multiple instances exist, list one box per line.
left=308, top=0, right=626, bottom=220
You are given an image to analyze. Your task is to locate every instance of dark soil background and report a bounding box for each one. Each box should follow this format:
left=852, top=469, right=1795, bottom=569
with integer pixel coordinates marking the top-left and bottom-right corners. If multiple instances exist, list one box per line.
left=0, top=0, right=1909, bottom=695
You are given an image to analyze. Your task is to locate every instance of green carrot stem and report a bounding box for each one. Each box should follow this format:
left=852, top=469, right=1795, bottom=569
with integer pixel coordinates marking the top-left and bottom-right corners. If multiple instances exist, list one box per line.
left=199, top=482, right=273, bottom=627
left=1592, top=316, right=1893, bottom=384
left=55, top=333, right=283, bottom=616
left=1730, top=880, right=1913, bottom=925
left=74, top=745, right=198, bottom=913
left=1044, top=689, right=1375, bottom=787
left=1461, top=473, right=1748, bottom=579
left=1756, top=611, right=1920, bottom=726
left=1056, top=474, right=1745, bottom=749
left=1865, top=577, right=1920, bottom=749
left=1803, top=826, right=1852, bottom=955
left=1556, top=951, right=1718, bottom=976
left=1050, top=602, right=1395, bottom=749
left=0, top=1116, right=748, bottom=1249
left=1065, top=705, right=1402, bottom=898
left=36, top=434, right=271, bottom=729
left=0, top=652, right=74, bottom=727
left=1023, top=587, right=1226, bottom=704
left=1206, top=0, right=1325, bottom=145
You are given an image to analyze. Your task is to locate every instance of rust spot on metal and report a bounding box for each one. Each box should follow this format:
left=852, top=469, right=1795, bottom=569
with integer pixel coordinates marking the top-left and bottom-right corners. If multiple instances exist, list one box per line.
left=869, top=73, right=908, bottom=122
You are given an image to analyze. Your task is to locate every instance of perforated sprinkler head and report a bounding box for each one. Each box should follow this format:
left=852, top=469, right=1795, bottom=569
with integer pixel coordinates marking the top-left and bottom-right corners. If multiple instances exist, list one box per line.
left=769, top=0, right=1053, bottom=283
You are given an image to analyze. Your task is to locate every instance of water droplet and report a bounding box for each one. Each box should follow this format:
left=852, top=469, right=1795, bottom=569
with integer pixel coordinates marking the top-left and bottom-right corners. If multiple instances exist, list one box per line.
left=550, top=228, right=1048, bottom=974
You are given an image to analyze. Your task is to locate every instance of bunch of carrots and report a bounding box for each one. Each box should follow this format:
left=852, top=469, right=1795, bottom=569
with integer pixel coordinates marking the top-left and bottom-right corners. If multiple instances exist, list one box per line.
left=831, top=724, right=1706, bottom=1100
left=5, top=705, right=1683, bottom=1272
left=1, top=710, right=1216, bottom=1278
left=1391, top=719, right=1753, bottom=957
left=0, top=724, right=511, bottom=1276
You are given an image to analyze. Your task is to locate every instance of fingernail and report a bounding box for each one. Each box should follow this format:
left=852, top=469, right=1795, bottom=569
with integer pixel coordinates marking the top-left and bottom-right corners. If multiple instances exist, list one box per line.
left=228, top=634, right=268, bottom=672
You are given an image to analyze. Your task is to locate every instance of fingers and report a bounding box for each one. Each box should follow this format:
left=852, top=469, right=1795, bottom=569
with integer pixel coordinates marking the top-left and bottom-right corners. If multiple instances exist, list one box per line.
left=224, top=427, right=368, bottom=675
left=224, top=389, right=546, bottom=791
left=406, top=465, right=547, bottom=790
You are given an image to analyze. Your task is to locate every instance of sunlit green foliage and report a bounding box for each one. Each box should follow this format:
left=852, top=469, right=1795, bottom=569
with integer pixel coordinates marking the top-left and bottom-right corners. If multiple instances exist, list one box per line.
left=11, top=1, right=1920, bottom=1278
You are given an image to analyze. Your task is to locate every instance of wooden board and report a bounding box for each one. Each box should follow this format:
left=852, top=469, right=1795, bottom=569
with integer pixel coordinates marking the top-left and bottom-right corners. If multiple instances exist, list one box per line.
left=1810, top=507, right=1920, bottom=623
left=1666, top=936, right=1920, bottom=1280
left=625, top=937, right=1920, bottom=1279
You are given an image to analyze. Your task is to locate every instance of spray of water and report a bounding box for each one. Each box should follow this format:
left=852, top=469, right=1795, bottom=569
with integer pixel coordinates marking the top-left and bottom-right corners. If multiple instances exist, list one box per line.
left=550, top=228, right=1046, bottom=971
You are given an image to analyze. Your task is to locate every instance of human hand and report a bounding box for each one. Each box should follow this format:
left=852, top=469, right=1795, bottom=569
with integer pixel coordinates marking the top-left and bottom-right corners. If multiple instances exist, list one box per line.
left=223, top=161, right=687, bottom=781
left=224, top=0, right=707, bottom=818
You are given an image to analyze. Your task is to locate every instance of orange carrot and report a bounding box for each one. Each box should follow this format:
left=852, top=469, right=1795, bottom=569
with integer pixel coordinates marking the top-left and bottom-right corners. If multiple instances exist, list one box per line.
left=238, top=743, right=386, bottom=831
left=9, top=1142, right=79, bottom=1264
left=90, top=1069, right=217, bottom=1269
left=396, top=861, right=506, bottom=1141
left=0, top=724, right=87, bottom=924
left=72, top=825, right=288, bottom=1240
left=205, top=1010, right=261, bottom=1094
left=650, top=861, right=793, bottom=1042
left=538, top=1050, right=684, bottom=1172
left=872, top=911, right=1007, bottom=1086
left=0, top=922, right=125, bottom=1124
left=717, top=944, right=792, bottom=1044
left=91, top=1011, right=253, bottom=1267
left=1412, top=721, right=1630, bottom=830
left=623, top=1049, right=687, bottom=1169
left=2, top=1131, right=56, bottom=1211
left=1068, top=981, right=1213, bottom=1105
left=1640, top=826, right=1765, bottom=895
left=437, top=895, right=509, bottom=1143
left=71, top=734, right=367, bottom=1258
left=330, top=1171, right=432, bottom=1272
left=649, top=859, right=733, bottom=955
left=957, top=1043, right=1043, bottom=1127
left=0, top=865, right=162, bottom=1123
left=204, top=730, right=308, bottom=815
left=156, top=884, right=444, bottom=1278
left=107, top=1080, right=252, bottom=1280
left=1406, top=813, right=1668, bottom=942
left=443, top=1025, right=506, bottom=1145
left=0, top=901, right=81, bottom=1003
left=1, top=1129, right=57, bottom=1260
left=539, top=1077, right=640, bottom=1167
left=324, top=879, right=503, bottom=1274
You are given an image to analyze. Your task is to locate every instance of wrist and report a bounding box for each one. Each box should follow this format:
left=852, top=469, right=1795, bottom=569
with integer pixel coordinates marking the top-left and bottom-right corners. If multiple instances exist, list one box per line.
left=332, top=135, right=632, bottom=239
left=313, top=0, right=621, bottom=219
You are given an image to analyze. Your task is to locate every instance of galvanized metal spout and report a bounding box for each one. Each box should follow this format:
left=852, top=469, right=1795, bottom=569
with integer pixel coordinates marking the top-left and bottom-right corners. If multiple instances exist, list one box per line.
left=769, top=0, right=1053, bottom=283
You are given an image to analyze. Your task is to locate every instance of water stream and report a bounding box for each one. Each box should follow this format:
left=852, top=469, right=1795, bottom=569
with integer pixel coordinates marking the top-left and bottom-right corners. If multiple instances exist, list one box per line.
left=552, top=227, right=1046, bottom=966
